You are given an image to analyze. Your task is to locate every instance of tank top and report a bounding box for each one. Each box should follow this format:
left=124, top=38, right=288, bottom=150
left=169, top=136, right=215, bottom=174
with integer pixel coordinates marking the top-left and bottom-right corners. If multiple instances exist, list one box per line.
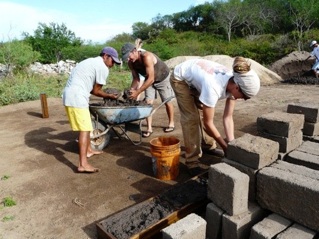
left=137, top=51, right=170, bottom=82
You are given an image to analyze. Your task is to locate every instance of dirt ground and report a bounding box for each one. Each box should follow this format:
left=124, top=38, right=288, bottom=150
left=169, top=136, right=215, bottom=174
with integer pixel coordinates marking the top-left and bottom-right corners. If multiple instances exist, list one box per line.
left=1, top=82, right=319, bottom=239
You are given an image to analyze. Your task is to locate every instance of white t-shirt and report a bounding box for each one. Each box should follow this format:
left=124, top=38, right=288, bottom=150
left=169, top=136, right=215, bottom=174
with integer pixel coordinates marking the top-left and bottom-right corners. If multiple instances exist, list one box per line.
left=311, top=46, right=319, bottom=62
left=173, top=59, right=233, bottom=107
left=62, top=56, right=109, bottom=108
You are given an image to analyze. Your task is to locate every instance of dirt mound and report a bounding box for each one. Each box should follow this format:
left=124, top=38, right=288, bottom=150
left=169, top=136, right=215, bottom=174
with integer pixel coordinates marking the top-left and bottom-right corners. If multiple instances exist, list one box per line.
left=165, top=55, right=282, bottom=86
left=270, top=51, right=314, bottom=80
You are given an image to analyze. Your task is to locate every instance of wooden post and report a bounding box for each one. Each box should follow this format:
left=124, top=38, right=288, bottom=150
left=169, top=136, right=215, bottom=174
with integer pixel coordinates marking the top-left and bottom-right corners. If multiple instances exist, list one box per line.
left=40, top=93, right=49, bottom=118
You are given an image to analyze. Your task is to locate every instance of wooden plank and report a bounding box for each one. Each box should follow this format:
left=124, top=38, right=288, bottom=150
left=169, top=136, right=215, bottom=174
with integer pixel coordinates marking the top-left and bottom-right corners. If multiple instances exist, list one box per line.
left=96, top=172, right=208, bottom=239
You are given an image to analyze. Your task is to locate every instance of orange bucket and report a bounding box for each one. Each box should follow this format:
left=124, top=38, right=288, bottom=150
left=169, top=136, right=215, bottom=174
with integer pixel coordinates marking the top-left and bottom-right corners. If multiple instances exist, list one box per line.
left=150, top=136, right=180, bottom=180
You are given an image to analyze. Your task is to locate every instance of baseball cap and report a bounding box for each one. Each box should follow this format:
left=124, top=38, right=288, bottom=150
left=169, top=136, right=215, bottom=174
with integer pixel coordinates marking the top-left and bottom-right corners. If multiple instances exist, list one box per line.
left=310, top=40, right=317, bottom=48
left=101, top=47, right=121, bottom=65
left=233, top=69, right=260, bottom=98
left=121, top=43, right=135, bottom=62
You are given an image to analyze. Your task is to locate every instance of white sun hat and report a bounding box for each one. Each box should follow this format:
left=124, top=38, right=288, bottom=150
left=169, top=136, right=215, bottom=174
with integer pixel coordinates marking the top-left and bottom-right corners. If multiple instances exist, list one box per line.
left=310, top=40, right=317, bottom=48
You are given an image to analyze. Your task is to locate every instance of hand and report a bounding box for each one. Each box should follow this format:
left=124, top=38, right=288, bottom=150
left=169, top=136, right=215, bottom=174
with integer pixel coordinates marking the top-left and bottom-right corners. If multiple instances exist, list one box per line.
left=128, top=89, right=139, bottom=100
left=104, top=93, right=119, bottom=101
left=110, top=93, right=119, bottom=100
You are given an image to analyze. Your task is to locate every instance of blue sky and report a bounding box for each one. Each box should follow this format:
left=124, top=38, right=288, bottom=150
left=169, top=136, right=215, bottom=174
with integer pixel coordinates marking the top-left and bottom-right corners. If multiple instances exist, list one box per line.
left=0, top=0, right=206, bottom=43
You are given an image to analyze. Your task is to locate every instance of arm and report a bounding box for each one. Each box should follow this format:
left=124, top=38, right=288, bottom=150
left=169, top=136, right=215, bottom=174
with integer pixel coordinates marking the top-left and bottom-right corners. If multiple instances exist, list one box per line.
left=202, top=105, right=228, bottom=153
left=129, top=52, right=155, bottom=99
left=128, top=62, right=142, bottom=90
left=223, top=98, right=236, bottom=142
left=91, top=83, right=118, bottom=100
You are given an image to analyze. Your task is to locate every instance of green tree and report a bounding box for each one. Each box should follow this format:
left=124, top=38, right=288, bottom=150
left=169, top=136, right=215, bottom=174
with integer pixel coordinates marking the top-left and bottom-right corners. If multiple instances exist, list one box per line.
left=132, top=22, right=152, bottom=40
left=23, top=22, right=83, bottom=63
left=287, top=0, right=319, bottom=50
left=0, top=40, right=40, bottom=75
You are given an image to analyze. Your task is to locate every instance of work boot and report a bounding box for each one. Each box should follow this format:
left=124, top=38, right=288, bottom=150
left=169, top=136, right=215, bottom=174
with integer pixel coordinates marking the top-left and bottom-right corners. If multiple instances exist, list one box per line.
left=202, top=145, right=224, bottom=157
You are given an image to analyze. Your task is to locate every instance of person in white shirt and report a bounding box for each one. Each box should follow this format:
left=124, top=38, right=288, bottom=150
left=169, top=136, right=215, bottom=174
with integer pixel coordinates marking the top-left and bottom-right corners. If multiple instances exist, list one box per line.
left=308, top=40, right=319, bottom=78
left=62, top=47, right=121, bottom=173
left=170, top=56, right=260, bottom=174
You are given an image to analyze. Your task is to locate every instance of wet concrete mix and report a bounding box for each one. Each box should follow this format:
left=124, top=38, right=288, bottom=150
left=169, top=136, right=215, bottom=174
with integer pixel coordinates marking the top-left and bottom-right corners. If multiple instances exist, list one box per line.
left=98, top=88, right=150, bottom=107
left=98, top=176, right=208, bottom=239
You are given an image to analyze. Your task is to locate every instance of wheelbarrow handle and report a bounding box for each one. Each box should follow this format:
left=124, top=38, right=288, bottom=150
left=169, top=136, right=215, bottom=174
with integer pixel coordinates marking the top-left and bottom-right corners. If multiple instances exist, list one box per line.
left=149, top=96, right=175, bottom=117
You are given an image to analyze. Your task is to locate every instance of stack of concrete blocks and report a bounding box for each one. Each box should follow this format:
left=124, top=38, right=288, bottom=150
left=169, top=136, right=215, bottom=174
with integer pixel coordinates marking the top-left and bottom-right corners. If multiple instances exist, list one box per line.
left=285, top=103, right=319, bottom=170
left=255, top=160, right=319, bottom=237
left=287, top=102, right=319, bottom=140
left=205, top=133, right=279, bottom=239
left=256, top=111, right=304, bottom=159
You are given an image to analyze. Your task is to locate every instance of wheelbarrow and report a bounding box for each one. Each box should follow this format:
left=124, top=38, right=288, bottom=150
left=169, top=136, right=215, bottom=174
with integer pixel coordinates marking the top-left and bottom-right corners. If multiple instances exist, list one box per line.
left=89, top=96, right=174, bottom=150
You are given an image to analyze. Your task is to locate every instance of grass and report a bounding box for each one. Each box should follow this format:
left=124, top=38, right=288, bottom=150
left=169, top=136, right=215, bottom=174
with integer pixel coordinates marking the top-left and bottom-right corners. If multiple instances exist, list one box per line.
left=2, top=215, right=14, bottom=222
left=1, top=175, right=10, bottom=180
left=0, top=67, right=132, bottom=106
left=1, top=197, right=16, bottom=207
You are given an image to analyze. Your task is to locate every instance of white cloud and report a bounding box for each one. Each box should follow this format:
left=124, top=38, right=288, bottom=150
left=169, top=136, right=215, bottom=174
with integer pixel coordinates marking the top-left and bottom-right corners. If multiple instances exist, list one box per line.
left=0, top=2, right=131, bottom=43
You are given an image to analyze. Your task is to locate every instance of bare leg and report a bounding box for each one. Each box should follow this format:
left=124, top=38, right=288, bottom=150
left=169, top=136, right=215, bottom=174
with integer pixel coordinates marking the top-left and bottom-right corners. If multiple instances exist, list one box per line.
left=165, top=102, right=175, bottom=128
left=146, top=116, right=152, bottom=133
left=143, top=99, right=154, bottom=137
left=78, top=131, right=99, bottom=172
left=87, top=137, right=103, bottom=158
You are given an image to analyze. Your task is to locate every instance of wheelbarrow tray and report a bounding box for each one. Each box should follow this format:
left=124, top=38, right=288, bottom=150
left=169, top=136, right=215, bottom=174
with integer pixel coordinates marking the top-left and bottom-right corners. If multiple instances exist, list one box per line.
left=89, top=103, right=153, bottom=125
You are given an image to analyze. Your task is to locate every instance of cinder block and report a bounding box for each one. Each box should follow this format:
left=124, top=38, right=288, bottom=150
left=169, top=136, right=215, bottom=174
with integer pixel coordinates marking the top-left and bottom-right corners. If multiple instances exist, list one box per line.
left=257, top=111, right=304, bottom=137
left=222, top=202, right=268, bottom=239
left=303, top=121, right=319, bottom=136
left=258, top=130, right=303, bottom=153
left=257, top=160, right=319, bottom=231
left=227, top=133, right=279, bottom=169
left=250, top=213, right=292, bottom=239
left=206, top=203, right=224, bottom=239
left=305, top=135, right=319, bottom=143
left=286, top=141, right=319, bottom=168
left=296, top=140, right=319, bottom=155
left=162, top=213, right=206, bottom=239
left=286, top=150, right=319, bottom=170
left=287, top=102, right=319, bottom=123
left=208, top=163, right=249, bottom=216
left=222, top=158, right=258, bottom=201
left=276, top=223, right=317, bottom=239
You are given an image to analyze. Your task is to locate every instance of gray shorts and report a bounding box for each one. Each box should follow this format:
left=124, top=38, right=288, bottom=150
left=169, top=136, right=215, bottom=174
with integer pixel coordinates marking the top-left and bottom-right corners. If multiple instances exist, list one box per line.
left=145, top=72, right=175, bottom=102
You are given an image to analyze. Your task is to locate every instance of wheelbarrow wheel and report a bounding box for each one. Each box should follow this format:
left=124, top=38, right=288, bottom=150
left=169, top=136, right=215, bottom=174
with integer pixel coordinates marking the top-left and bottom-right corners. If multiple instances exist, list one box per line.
left=90, top=121, right=111, bottom=151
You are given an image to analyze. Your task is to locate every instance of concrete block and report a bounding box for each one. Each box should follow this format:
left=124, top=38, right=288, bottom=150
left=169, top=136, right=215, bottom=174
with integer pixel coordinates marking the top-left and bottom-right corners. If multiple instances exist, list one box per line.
left=286, top=150, right=319, bottom=170
left=296, top=140, right=319, bottom=155
left=222, top=158, right=258, bottom=201
left=162, top=213, right=206, bottom=239
left=222, top=202, right=268, bottom=239
left=257, top=111, right=304, bottom=137
left=208, top=163, right=249, bottom=216
left=303, top=121, right=319, bottom=136
left=303, top=135, right=319, bottom=143
left=250, top=213, right=292, bottom=239
left=258, top=130, right=303, bottom=153
left=276, top=223, right=317, bottom=239
left=287, top=102, right=319, bottom=123
left=227, top=133, right=279, bottom=169
left=205, top=203, right=224, bottom=239
left=256, top=160, right=319, bottom=231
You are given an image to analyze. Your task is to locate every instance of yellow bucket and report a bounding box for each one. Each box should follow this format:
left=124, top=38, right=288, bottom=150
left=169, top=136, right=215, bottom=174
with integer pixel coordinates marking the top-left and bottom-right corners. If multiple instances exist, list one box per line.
left=150, top=136, right=180, bottom=180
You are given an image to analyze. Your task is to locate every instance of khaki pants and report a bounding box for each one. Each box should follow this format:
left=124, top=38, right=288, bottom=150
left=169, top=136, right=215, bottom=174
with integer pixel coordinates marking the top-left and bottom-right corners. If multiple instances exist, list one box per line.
left=170, top=76, right=203, bottom=162
left=190, top=85, right=217, bottom=150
